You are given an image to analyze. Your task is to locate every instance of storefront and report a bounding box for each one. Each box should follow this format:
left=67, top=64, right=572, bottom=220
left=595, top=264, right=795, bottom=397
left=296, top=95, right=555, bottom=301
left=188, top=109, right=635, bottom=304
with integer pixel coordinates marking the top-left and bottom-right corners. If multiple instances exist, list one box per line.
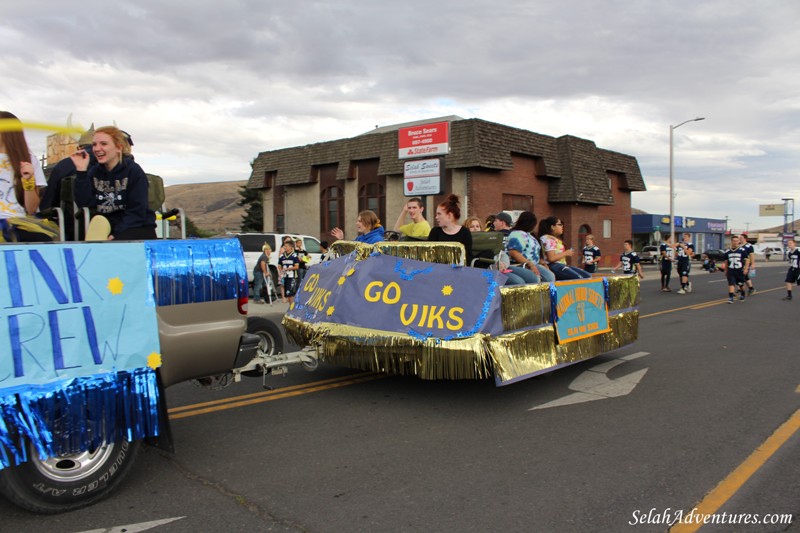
left=632, top=214, right=727, bottom=253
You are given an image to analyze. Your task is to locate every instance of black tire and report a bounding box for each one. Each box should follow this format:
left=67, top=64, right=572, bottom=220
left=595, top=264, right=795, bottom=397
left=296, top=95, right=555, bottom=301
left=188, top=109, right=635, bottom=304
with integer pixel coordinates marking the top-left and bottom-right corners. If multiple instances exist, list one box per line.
left=247, top=316, right=284, bottom=356
left=0, top=439, right=140, bottom=514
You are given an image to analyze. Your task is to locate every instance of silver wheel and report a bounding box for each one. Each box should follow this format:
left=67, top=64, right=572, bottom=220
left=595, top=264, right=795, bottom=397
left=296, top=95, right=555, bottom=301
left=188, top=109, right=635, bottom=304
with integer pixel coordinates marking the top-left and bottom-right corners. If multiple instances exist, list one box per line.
left=32, top=444, right=115, bottom=482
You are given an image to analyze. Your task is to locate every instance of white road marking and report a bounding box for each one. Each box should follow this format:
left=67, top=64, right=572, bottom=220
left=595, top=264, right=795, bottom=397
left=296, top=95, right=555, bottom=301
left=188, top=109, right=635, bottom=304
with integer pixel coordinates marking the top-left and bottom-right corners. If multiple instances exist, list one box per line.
left=530, top=352, right=649, bottom=410
left=76, top=517, right=185, bottom=533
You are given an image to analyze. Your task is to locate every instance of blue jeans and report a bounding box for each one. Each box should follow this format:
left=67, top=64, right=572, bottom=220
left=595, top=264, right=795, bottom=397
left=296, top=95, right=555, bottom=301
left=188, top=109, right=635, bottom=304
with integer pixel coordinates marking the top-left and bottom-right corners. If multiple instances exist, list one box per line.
left=548, top=262, right=591, bottom=280
left=252, top=270, right=266, bottom=301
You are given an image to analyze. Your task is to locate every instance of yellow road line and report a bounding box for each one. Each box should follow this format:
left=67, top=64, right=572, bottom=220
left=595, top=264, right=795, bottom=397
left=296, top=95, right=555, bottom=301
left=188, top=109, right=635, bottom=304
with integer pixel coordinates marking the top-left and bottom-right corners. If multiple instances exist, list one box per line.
left=168, top=371, right=381, bottom=414
left=669, top=408, right=800, bottom=533
left=170, top=372, right=388, bottom=420
left=641, top=287, right=782, bottom=318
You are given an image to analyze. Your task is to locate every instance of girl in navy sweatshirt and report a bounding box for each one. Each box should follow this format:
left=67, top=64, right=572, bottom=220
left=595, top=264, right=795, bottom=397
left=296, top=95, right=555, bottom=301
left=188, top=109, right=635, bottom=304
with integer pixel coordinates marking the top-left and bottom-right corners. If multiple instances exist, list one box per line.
left=72, top=126, right=156, bottom=240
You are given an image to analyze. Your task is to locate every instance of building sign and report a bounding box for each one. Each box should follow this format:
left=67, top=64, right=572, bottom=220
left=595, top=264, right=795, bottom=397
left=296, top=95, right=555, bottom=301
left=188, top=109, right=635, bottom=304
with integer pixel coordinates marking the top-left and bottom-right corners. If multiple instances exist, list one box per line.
left=398, top=121, right=449, bottom=159
left=707, top=221, right=726, bottom=232
left=759, top=203, right=785, bottom=216
left=403, top=158, right=443, bottom=196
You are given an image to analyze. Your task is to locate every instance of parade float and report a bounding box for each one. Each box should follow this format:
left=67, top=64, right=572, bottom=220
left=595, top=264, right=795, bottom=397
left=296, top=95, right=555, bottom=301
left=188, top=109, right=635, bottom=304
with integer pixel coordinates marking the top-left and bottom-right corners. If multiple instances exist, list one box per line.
left=283, top=240, right=640, bottom=385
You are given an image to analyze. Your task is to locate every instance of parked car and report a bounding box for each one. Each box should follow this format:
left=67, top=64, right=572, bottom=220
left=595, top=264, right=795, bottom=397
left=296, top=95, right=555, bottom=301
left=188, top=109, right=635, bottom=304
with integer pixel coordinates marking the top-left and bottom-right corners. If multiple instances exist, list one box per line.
left=700, top=249, right=727, bottom=262
left=639, top=245, right=659, bottom=263
left=219, top=232, right=324, bottom=285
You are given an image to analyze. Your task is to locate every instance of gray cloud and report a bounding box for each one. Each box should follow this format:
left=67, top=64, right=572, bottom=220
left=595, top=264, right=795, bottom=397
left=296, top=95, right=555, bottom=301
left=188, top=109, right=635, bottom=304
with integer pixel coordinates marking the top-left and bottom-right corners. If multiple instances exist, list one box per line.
left=3, top=0, right=799, bottom=231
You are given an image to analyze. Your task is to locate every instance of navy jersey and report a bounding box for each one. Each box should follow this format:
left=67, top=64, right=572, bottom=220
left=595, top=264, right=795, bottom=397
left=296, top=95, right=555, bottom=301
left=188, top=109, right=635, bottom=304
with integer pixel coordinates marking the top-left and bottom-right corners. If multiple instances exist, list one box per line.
left=660, top=243, right=675, bottom=262
left=583, top=245, right=601, bottom=265
left=724, top=247, right=749, bottom=272
left=788, top=248, right=800, bottom=269
left=279, top=252, right=300, bottom=278
left=742, top=242, right=755, bottom=263
left=620, top=251, right=640, bottom=274
left=676, top=241, right=694, bottom=261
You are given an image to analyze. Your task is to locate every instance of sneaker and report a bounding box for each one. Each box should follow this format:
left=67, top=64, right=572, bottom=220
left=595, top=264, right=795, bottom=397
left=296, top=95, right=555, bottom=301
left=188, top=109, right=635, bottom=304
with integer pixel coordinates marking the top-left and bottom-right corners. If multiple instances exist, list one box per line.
left=677, top=289, right=686, bottom=294
left=739, top=294, right=746, bottom=301
left=687, top=282, right=692, bottom=293
left=782, top=296, right=792, bottom=301
left=727, top=298, right=734, bottom=304
left=663, top=287, right=672, bottom=292
left=748, top=287, right=755, bottom=295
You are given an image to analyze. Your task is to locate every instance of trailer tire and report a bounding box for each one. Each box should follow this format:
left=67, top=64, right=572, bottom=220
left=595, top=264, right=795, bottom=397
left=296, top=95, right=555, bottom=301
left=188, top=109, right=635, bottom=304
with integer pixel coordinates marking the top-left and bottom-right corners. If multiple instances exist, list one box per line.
left=247, top=316, right=284, bottom=356
left=0, top=439, right=140, bottom=514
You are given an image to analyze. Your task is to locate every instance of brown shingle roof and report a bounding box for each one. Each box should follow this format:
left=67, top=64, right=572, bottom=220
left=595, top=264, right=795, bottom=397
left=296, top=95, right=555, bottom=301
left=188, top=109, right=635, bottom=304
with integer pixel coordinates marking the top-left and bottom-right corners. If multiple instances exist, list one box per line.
left=247, top=118, right=645, bottom=203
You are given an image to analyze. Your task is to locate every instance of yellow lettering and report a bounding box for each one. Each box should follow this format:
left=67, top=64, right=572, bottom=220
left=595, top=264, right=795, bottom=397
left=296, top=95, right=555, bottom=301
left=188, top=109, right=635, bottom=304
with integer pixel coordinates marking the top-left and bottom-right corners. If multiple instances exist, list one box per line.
left=400, top=304, right=419, bottom=326
left=446, top=307, right=464, bottom=330
left=417, top=305, right=429, bottom=327
left=304, top=273, right=319, bottom=293
left=364, top=281, right=383, bottom=302
left=383, top=282, right=401, bottom=304
left=426, top=306, right=446, bottom=329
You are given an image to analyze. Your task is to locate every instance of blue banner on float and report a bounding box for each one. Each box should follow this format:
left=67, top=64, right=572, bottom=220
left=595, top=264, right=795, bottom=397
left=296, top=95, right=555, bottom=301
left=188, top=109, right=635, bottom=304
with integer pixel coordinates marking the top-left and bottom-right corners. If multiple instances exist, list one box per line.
left=553, top=278, right=611, bottom=344
left=0, top=243, right=161, bottom=392
left=288, top=253, right=506, bottom=341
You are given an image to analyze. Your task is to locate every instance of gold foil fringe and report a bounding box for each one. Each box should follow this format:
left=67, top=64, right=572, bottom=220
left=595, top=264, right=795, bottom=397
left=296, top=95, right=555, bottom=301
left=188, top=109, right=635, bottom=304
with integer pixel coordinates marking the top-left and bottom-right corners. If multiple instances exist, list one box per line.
left=499, top=283, right=552, bottom=330
left=488, top=311, right=639, bottom=383
left=327, top=240, right=466, bottom=266
left=284, top=310, right=639, bottom=382
left=607, top=275, right=640, bottom=311
left=283, top=316, right=492, bottom=380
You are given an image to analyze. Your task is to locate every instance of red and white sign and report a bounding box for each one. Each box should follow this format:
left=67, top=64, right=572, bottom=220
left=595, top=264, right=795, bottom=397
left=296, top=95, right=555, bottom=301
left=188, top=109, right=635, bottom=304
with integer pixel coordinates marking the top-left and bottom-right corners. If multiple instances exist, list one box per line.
left=403, top=158, right=442, bottom=196
left=398, top=121, right=450, bottom=160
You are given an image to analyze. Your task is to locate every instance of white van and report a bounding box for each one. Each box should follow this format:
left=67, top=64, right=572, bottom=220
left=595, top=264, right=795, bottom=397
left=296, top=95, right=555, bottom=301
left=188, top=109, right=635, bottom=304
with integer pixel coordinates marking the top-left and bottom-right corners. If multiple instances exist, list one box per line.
left=220, top=233, right=324, bottom=285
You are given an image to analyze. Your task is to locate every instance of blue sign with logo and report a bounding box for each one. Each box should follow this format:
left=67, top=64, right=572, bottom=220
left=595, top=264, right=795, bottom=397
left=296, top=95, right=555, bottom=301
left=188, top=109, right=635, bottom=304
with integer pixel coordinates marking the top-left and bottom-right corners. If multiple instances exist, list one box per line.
left=553, top=278, right=611, bottom=344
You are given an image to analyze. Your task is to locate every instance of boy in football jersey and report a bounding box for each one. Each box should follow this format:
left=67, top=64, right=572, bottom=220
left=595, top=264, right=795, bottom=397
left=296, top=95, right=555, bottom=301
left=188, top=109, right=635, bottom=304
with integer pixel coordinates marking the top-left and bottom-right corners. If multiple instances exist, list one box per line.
left=782, top=239, right=800, bottom=301
left=723, top=235, right=750, bottom=303
left=740, top=233, right=756, bottom=295
left=676, top=232, right=695, bottom=294
left=279, top=240, right=300, bottom=303
left=659, top=235, right=675, bottom=291
left=581, top=234, right=601, bottom=274
left=612, top=240, right=644, bottom=279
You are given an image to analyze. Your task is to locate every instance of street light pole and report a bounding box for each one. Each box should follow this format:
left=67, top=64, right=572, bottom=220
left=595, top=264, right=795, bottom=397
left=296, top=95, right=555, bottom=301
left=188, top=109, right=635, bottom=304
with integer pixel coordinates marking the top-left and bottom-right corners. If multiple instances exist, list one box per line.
left=669, top=117, right=705, bottom=244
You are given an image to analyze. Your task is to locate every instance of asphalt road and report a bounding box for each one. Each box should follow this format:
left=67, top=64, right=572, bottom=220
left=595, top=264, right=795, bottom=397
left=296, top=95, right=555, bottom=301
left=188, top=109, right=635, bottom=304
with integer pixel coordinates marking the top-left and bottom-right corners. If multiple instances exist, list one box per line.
left=2, top=261, right=798, bottom=533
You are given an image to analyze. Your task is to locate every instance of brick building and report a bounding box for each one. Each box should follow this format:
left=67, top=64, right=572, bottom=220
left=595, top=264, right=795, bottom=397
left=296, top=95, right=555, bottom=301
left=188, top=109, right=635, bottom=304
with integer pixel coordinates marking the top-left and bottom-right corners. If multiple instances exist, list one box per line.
left=247, top=116, right=646, bottom=267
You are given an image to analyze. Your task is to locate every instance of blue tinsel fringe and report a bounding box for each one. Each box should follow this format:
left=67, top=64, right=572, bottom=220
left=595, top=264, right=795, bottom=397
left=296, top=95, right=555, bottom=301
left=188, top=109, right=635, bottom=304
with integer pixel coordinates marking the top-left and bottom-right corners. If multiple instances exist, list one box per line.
left=0, top=367, right=160, bottom=470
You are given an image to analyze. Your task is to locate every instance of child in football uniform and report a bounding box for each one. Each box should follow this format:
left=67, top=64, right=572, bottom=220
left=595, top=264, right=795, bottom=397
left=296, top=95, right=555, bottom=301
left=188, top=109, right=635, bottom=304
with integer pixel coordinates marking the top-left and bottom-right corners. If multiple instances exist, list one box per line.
left=581, top=234, right=601, bottom=275
left=279, top=240, right=300, bottom=303
left=612, top=240, right=644, bottom=279
left=740, top=234, right=756, bottom=295
left=782, top=239, right=800, bottom=301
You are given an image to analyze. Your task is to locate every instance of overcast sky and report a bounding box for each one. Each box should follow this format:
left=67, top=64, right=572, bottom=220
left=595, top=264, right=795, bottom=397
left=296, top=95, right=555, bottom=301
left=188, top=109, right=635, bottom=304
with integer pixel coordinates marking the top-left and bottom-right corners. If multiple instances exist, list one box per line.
left=3, top=0, right=798, bottom=233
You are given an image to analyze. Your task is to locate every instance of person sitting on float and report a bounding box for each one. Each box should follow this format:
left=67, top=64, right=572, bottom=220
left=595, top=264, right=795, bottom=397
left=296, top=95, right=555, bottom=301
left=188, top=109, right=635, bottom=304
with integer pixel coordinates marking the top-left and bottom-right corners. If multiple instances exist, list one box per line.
left=506, top=211, right=556, bottom=283
left=330, top=210, right=385, bottom=244
left=538, top=216, right=591, bottom=280
left=427, top=193, right=473, bottom=263
left=70, top=126, right=157, bottom=240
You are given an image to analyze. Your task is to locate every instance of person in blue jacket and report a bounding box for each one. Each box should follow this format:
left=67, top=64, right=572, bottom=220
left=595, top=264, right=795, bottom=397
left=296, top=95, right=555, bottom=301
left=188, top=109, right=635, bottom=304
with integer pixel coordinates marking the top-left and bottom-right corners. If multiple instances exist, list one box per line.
left=330, top=210, right=385, bottom=244
left=70, top=126, right=156, bottom=240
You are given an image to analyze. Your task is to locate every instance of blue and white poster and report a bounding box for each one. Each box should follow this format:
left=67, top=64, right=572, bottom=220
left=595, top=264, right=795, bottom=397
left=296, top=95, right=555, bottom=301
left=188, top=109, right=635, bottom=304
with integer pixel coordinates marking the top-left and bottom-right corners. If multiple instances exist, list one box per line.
left=0, top=242, right=161, bottom=392
left=553, top=278, right=610, bottom=344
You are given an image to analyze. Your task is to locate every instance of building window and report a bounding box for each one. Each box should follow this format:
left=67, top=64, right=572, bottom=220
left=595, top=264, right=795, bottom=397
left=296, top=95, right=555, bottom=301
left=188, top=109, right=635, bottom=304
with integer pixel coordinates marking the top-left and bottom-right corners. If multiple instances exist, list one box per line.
left=578, top=224, right=591, bottom=244
left=276, top=214, right=285, bottom=234
left=603, top=219, right=612, bottom=239
left=358, top=182, right=385, bottom=222
left=321, top=186, right=344, bottom=232
left=502, top=194, right=534, bottom=212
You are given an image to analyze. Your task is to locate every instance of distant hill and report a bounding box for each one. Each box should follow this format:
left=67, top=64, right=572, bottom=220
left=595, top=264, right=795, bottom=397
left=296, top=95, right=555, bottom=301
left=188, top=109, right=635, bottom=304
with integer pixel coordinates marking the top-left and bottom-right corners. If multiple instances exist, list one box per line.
left=164, top=180, right=248, bottom=234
